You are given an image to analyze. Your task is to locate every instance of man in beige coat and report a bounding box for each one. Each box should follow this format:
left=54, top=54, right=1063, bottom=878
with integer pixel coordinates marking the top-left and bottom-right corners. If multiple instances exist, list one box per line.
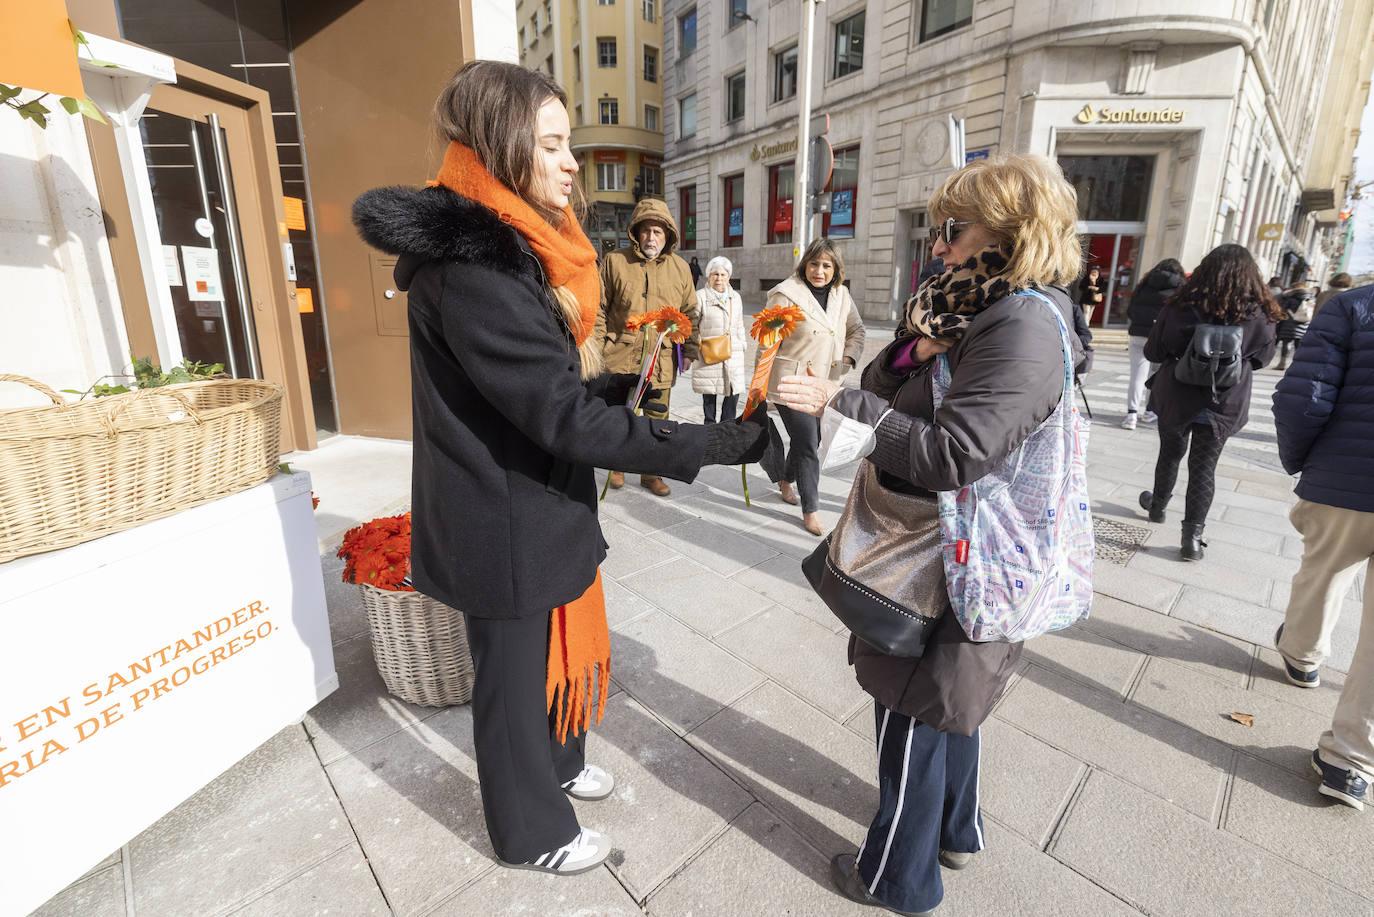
left=598, top=198, right=701, bottom=497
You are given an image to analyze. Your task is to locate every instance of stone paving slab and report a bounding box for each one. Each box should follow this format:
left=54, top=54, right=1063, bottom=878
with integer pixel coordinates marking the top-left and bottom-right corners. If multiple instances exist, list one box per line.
left=1251, top=648, right=1348, bottom=718
left=603, top=576, right=657, bottom=630
left=303, top=632, right=431, bottom=766
left=1127, top=544, right=1275, bottom=605
left=648, top=517, right=780, bottom=577
left=730, top=553, right=843, bottom=632
left=599, top=517, right=681, bottom=581
left=1052, top=770, right=1372, bottom=917
left=1022, top=624, right=1148, bottom=698
left=977, top=718, right=1088, bottom=847
left=234, top=843, right=389, bottom=917
left=1089, top=560, right=1183, bottom=613
left=427, top=862, right=641, bottom=916
left=30, top=863, right=125, bottom=917
left=619, top=559, right=772, bottom=638
left=1079, top=595, right=1254, bottom=687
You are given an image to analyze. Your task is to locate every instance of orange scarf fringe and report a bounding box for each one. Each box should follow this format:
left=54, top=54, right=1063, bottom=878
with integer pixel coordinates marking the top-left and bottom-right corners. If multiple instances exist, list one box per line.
left=433, top=142, right=601, bottom=345
left=546, top=571, right=612, bottom=742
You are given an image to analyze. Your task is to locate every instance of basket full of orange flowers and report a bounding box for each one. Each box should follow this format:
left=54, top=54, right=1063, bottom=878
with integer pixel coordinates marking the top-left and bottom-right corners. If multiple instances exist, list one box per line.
left=338, top=512, right=473, bottom=706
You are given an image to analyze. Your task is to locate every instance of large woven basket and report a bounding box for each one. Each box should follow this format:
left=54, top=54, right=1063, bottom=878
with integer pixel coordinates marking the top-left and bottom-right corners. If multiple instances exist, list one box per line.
left=359, top=584, right=474, bottom=706
left=0, top=374, right=283, bottom=563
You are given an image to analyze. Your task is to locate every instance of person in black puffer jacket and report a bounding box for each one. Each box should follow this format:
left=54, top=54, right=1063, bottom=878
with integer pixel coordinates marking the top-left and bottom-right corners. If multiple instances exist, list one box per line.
left=1275, top=277, right=1315, bottom=369
left=1122, top=259, right=1185, bottom=429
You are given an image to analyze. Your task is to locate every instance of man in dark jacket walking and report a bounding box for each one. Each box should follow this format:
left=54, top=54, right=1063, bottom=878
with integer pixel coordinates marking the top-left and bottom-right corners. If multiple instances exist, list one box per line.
left=1272, top=283, right=1374, bottom=811
left=1122, top=259, right=1184, bottom=429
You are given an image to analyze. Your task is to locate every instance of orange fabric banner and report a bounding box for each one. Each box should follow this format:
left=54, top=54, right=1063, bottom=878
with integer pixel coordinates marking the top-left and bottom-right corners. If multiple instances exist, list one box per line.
left=0, top=4, right=84, bottom=99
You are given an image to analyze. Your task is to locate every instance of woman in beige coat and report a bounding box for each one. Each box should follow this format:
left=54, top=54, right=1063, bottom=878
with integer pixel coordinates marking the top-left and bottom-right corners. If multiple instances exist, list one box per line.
left=765, top=238, right=866, bottom=534
left=691, top=256, right=749, bottom=422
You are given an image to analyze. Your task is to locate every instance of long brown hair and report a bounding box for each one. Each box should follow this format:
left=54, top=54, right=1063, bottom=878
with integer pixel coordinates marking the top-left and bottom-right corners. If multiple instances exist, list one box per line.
left=795, top=238, right=846, bottom=289
left=434, top=61, right=584, bottom=226
left=1170, top=244, right=1281, bottom=324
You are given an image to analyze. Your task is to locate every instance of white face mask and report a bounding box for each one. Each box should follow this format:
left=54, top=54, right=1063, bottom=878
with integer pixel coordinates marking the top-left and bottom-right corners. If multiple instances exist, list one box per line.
left=818, top=407, right=887, bottom=470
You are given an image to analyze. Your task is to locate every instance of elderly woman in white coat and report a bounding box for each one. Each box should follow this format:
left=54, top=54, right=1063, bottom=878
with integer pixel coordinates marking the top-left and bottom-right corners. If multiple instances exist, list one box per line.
left=692, top=256, right=749, bottom=423
left=766, top=238, right=866, bottom=535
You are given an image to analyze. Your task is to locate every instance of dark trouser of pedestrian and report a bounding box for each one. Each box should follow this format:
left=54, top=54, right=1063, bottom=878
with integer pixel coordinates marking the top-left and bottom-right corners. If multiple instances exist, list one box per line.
left=776, top=403, right=822, bottom=514
left=1151, top=422, right=1226, bottom=525
left=464, top=611, right=586, bottom=863
left=702, top=393, right=739, bottom=424
left=1276, top=339, right=1297, bottom=369
left=855, top=703, right=985, bottom=914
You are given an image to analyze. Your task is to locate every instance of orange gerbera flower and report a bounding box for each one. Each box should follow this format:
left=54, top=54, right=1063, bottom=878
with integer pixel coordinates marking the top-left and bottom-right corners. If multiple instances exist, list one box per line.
left=643, top=307, right=694, bottom=344
left=338, top=512, right=415, bottom=592
left=624, top=313, right=651, bottom=333
left=750, top=304, right=805, bottom=348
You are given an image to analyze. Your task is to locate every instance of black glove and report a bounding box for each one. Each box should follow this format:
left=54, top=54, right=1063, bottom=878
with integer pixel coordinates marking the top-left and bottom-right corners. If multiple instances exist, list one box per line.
left=599, top=372, right=665, bottom=414
left=702, top=404, right=773, bottom=466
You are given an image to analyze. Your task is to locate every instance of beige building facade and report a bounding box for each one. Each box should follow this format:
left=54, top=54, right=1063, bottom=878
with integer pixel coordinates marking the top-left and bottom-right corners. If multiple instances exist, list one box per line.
left=662, top=0, right=1374, bottom=323
left=521, top=0, right=669, bottom=251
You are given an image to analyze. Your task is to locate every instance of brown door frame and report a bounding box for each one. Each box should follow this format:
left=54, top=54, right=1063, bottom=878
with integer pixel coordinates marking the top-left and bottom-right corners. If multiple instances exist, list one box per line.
left=146, top=62, right=317, bottom=452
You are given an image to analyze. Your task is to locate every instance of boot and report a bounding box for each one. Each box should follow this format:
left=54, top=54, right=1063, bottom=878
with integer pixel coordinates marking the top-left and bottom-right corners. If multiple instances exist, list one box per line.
left=1139, top=490, right=1168, bottom=524
left=1181, top=522, right=1206, bottom=562
left=640, top=475, right=671, bottom=498
left=607, top=471, right=624, bottom=490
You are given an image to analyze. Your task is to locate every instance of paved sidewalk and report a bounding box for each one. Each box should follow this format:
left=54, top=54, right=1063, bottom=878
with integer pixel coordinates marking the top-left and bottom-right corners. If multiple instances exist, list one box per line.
left=33, top=347, right=1371, bottom=916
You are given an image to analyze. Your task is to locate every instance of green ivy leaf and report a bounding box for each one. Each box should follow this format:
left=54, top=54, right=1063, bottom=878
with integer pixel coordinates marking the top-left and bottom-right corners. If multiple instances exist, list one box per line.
left=77, top=98, right=107, bottom=124
left=0, top=85, right=22, bottom=102
left=278, top=462, right=295, bottom=475
left=60, top=97, right=80, bottom=114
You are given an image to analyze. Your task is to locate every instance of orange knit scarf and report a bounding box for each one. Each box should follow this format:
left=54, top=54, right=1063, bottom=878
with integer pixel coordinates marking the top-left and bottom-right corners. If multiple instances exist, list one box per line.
left=434, top=142, right=600, bottom=345
left=547, top=571, right=611, bottom=742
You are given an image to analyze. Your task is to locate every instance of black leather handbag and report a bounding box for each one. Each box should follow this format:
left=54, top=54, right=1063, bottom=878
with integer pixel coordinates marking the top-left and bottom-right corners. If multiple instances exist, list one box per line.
left=802, top=465, right=944, bottom=658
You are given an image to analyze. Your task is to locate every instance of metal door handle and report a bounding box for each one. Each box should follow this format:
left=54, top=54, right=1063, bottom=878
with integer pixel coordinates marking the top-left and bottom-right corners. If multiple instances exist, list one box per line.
left=384, top=289, right=396, bottom=299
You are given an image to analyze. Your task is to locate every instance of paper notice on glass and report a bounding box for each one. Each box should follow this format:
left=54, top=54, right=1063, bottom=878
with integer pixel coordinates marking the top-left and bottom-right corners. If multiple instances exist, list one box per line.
left=180, top=246, right=224, bottom=302
left=162, top=245, right=183, bottom=287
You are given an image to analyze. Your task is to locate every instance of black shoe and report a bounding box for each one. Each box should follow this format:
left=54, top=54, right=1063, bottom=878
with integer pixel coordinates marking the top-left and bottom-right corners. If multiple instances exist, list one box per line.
left=829, top=854, right=934, bottom=916
left=1138, top=490, right=1167, bottom=524
left=1274, top=624, right=1320, bottom=688
left=939, top=849, right=975, bottom=870
left=1180, top=522, right=1206, bottom=561
left=1311, top=750, right=1368, bottom=811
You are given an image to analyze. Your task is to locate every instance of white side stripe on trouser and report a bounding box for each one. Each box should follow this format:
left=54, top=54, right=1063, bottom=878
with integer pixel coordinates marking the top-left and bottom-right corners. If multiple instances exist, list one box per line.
left=856, top=708, right=892, bottom=865
left=973, top=729, right=985, bottom=851
left=868, top=717, right=917, bottom=896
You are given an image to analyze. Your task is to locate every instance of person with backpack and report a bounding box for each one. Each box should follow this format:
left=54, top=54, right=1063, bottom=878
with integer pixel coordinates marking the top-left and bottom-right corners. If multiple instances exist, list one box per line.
left=1121, top=258, right=1185, bottom=429
left=1275, top=275, right=1315, bottom=370
left=1271, top=282, right=1374, bottom=811
left=1138, top=244, right=1280, bottom=561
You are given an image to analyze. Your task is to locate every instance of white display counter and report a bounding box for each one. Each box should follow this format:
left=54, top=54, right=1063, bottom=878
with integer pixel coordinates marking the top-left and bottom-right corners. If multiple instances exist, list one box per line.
left=0, top=472, right=337, bottom=915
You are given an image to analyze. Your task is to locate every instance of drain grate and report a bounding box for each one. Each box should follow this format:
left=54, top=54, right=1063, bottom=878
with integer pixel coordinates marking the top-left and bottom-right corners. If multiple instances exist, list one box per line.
left=1093, top=516, right=1151, bottom=566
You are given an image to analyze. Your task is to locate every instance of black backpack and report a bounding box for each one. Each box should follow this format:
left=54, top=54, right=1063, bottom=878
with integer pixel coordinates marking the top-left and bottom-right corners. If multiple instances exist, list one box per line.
left=1173, top=318, right=1244, bottom=398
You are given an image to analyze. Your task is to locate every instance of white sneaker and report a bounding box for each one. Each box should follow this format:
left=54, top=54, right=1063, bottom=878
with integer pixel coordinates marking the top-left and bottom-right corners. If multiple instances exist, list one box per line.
left=502, top=827, right=612, bottom=875
left=1141, top=411, right=1158, bottom=425
left=1120, top=413, right=1138, bottom=430
left=562, top=764, right=615, bottom=801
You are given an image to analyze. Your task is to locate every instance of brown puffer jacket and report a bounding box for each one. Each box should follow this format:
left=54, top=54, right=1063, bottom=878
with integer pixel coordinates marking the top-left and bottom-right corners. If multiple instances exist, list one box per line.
left=597, top=198, right=701, bottom=387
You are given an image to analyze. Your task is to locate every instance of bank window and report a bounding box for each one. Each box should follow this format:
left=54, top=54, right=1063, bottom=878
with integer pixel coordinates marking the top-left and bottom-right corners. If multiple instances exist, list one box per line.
left=641, top=164, right=663, bottom=196
left=643, top=0, right=657, bottom=21
left=597, top=162, right=627, bottom=191
left=725, top=72, right=746, bottom=123
left=773, top=44, right=798, bottom=102
left=599, top=98, right=620, bottom=125
left=644, top=46, right=659, bottom=82
left=729, top=0, right=748, bottom=29
left=1058, top=155, right=1155, bottom=222
left=679, top=8, right=698, bottom=57
left=768, top=163, right=795, bottom=245
left=644, top=103, right=660, bottom=131
left=679, top=93, right=698, bottom=138
left=723, top=174, right=744, bottom=247
left=833, top=11, right=865, bottom=78
left=920, top=0, right=973, bottom=43
left=824, top=144, right=860, bottom=238
left=598, top=37, right=617, bottom=67
left=680, top=185, right=698, bottom=249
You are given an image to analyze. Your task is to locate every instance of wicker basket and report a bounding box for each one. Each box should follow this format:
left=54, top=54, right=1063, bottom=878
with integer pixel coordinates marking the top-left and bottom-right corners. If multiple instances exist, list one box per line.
left=359, top=584, right=475, bottom=706
left=0, top=374, right=283, bottom=563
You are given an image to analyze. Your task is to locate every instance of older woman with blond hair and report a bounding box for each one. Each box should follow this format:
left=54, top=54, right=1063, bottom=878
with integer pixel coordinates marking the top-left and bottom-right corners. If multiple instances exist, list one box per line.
left=776, top=153, right=1083, bottom=916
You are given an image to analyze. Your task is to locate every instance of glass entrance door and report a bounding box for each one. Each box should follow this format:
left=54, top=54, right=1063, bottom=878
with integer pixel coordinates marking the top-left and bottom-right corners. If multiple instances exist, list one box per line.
left=1080, top=230, right=1143, bottom=328
left=140, top=108, right=258, bottom=377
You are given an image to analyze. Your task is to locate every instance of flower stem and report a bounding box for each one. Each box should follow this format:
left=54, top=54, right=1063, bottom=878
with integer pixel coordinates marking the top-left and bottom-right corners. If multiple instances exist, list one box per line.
left=741, top=464, right=751, bottom=507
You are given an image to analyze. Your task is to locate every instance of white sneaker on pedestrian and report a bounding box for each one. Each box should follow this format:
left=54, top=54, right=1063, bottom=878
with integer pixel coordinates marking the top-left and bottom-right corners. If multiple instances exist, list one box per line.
left=1120, top=413, right=1138, bottom=430
left=1141, top=411, right=1158, bottom=425
left=502, top=827, right=612, bottom=875
left=562, top=764, right=615, bottom=801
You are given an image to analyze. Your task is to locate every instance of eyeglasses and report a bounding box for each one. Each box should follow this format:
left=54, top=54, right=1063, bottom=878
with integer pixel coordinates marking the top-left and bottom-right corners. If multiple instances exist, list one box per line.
left=928, top=217, right=974, bottom=246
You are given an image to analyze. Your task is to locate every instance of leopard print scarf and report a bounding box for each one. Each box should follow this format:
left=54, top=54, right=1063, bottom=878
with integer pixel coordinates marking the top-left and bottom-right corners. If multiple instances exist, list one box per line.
left=904, top=243, right=1018, bottom=341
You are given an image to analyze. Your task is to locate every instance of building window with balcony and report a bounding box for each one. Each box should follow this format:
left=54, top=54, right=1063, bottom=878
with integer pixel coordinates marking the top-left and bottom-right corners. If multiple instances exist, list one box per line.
left=598, top=37, right=617, bottom=67
left=768, top=163, right=795, bottom=244
left=641, top=164, right=663, bottom=196
left=920, top=0, right=973, bottom=43
left=679, top=8, right=698, bottom=57
left=723, top=174, right=744, bottom=247
left=725, top=71, right=746, bottom=122
left=644, top=104, right=660, bottom=131
left=643, top=0, right=657, bottom=21
left=833, top=11, right=864, bottom=78
left=644, top=46, right=659, bottom=82
left=824, top=144, right=860, bottom=239
left=729, top=0, right=748, bottom=29
left=773, top=45, right=798, bottom=102
left=597, top=162, right=627, bottom=191
left=599, top=98, right=620, bottom=124
left=679, top=185, right=698, bottom=249
left=679, top=93, right=698, bottom=138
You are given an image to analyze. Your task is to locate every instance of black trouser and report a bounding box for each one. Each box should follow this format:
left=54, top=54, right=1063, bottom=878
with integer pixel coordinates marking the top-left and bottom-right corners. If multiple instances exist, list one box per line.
left=1152, top=423, right=1227, bottom=526
left=464, top=611, right=585, bottom=862
left=702, top=393, right=739, bottom=424
left=776, top=403, right=822, bottom=513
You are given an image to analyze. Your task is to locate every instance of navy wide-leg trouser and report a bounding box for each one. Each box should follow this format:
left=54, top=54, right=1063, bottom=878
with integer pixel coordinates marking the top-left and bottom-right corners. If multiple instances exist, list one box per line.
left=855, top=703, right=985, bottom=914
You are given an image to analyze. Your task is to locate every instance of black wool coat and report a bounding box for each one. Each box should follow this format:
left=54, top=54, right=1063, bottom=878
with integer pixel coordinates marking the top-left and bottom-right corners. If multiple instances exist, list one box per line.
left=353, top=185, right=708, bottom=619
left=1125, top=263, right=1184, bottom=338
left=1144, top=302, right=1277, bottom=439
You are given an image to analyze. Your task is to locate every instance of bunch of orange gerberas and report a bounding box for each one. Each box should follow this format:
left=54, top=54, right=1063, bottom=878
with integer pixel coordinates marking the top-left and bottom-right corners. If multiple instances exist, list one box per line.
left=338, top=512, right=414, bottom=592
left=625, top=307, right=693, bottom=343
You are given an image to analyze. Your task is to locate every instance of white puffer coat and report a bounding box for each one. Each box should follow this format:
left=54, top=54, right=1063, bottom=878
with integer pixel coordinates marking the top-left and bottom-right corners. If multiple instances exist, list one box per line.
left=691, top=286, right=748, bottom=396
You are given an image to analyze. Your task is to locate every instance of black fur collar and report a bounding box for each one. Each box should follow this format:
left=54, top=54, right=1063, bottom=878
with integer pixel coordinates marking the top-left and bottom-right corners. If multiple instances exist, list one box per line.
left=352, top=185, right=535, bottom=281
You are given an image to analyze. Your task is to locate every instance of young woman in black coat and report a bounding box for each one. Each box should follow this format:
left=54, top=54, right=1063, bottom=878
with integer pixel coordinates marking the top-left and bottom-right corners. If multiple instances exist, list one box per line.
left=1139, top=244, right=1280, bottom=560
left=353, top=61, right=770, bottom=877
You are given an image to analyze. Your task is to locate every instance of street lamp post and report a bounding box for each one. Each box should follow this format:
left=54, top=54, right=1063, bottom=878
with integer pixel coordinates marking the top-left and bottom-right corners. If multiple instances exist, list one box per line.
left=794, top=0, right=821, bottom=257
